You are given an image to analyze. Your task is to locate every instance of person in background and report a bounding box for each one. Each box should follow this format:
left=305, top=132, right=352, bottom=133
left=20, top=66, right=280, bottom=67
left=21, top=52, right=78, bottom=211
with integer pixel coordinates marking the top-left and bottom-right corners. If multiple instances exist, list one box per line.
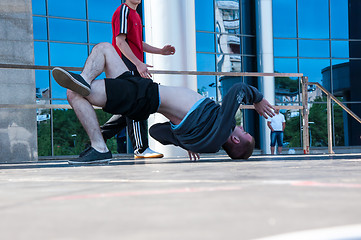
left=100, top=0, right=176, bottom=159
left=267, top=109, right=286, bottom=154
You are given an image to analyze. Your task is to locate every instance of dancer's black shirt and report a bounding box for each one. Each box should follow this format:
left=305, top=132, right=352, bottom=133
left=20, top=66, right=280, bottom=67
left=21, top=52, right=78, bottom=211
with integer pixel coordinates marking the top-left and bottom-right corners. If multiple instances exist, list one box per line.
left=149, top=83, right=264, bottom=153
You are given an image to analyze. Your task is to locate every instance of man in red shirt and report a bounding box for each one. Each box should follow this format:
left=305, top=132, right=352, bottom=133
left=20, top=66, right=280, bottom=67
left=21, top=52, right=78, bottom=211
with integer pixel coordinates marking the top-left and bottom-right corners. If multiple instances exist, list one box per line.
left=100, top=0, right=175, bottom=158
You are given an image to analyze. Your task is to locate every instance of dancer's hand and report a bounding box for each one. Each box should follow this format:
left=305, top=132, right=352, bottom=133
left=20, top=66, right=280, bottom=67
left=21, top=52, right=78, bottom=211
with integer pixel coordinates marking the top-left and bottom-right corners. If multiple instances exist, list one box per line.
left=187, top=150, right=200, bottom=161
left=254, top=99, right=275, bottom=119
left=137, top=62, right=153, bottom=79
left=161, top=45, right=175, bottom=55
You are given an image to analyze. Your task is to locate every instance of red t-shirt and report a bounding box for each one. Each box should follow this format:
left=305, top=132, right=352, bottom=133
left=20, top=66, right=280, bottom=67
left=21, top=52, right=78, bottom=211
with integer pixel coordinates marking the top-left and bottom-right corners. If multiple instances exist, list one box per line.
left=112, top=3, right=143, bottom=63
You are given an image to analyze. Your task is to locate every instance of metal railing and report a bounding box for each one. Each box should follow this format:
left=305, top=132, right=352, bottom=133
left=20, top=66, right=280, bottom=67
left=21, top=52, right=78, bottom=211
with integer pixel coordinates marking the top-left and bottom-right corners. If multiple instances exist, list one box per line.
left=4, top=63, right=361, bottom=155
left=308, top=82, right=361, bottom=154
left=0, top=63, right=309, bottom=154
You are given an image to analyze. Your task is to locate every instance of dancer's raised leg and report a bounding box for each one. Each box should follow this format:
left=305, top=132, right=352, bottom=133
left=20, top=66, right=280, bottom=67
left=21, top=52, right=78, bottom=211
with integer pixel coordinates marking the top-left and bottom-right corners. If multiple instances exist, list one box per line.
left=52, top=42, right=129, bottom=96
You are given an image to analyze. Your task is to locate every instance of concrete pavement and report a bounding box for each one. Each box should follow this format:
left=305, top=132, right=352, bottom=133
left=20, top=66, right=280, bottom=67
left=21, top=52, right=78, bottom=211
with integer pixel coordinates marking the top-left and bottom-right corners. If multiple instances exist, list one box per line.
left=1, top=153, right=361, bottom=240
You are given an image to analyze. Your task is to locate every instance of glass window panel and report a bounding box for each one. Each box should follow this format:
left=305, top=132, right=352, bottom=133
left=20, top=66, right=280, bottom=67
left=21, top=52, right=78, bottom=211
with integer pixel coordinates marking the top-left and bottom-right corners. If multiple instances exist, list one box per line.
left=216, top=34, right=239, bottom=55
left=215, top=0, right=240, bottom=34
left=48, top=0, right=86, bottom=19
left=274, top=39, right=297, bottom=57
left=299, top=40, right=330, bottom=58
left=37, top=113, right=52, bottom=156
left=49, top=18, right=87, bottom=43
left=229, top=35, right=240, bottom=54
left=321, top=59, right=348, bottom=147
left=50, top=43, right=88, bottom=67
left=51, top=71, right=80, bottom=101
left=274, top=58, right=299, bottom=104
left=51, top=76, right=68, bottom=100
left=36, top=69, right=51, bottom=156
left=274, top=58, right=298, bottom=73
left=197, top=76, right=217, bottom=100
left=331, top=41, right=349, bottom=58
left=272, top=0, right=296, bottom=38
left=318, top=61, right=354, bottom=148
left=89, top=22, right=112, bottom=44
left=197, top=53, right=215, bottom=72
left=88, top=0, right=121, bottom=22
left=195, top=0, right=215, bottom=32
left=331, top=60, right=350, bottom=96
left=346, top=60, right=361, bottom=146
left=196, top=32, right=215, bottom=53
left=220, top=76, right=243, bottom=100
left=332, top=59, right=350, bottom=65
left=309, top=102, right=328, bottom=147
left=51, top=99, right=70, bottom=105
left=35, top=70, right=50, bottom=94
left=33, top=17, right=47, bottom=40
left=328, top=58, right=358, bottom=150
left=298, top=0, right=329, bottom=39
left=53, top=109, right=82, bottom=155
left=349, top=41, right=361, bottom=58
left=229, top=54, right=241, bottom=72
left=283, top=110, right=301, bottom=148
left=242, top=36, right=256, bottom=55
left=241, top=0, right=256, bottom=35
left=48, top=42, right=88, bottom=103
left=243, top=56, right=257, bottom=72
left=330, top=0, right=349, bottom=39
left=348, top=60, right=361, bottom=102
left=215, top=53, right=235, bottom=72
left=34, top=41, right=48, bottom=65
left=32, top=0, right=46, bottom=15
left=299, top=59, right=330, bottom=91
left=333, top=102, right=346, bottom=146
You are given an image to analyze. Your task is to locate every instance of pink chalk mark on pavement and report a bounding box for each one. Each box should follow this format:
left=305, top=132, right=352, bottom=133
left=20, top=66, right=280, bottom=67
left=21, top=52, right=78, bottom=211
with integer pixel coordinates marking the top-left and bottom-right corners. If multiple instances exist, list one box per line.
left=49, top=186, right=243, bottom=201
left=291, top=181, right=361, bottom=188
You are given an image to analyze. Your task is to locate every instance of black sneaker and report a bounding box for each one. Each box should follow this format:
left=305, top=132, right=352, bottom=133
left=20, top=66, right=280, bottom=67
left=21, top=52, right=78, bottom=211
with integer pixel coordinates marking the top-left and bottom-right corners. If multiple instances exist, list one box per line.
left=68, top=147, right=112, bottom=165
left=52, top=67, right=91, bottom=97
left=79, top=145, right=92, bottom=157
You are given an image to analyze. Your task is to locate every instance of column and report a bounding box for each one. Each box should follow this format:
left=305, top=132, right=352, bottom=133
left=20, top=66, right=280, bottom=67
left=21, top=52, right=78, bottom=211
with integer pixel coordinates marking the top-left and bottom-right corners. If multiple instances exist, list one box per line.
left=256, top=0, right=275, bottom=154
left=0, top=0, right=37, bottom=162
left=143, top=0, right=197, bottom=157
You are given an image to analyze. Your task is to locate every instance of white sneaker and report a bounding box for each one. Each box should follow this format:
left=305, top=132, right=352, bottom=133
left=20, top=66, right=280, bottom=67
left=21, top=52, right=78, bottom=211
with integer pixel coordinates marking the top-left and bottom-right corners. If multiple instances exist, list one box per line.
left=134, top=148, right=164, bottom=159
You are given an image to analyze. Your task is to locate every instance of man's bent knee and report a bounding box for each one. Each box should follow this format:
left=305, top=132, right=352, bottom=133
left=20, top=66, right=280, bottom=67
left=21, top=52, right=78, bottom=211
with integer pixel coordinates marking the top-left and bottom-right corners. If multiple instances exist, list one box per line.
left=67, top=89, right=83, bottom=103
left=91, top=42, right=114, bottom=54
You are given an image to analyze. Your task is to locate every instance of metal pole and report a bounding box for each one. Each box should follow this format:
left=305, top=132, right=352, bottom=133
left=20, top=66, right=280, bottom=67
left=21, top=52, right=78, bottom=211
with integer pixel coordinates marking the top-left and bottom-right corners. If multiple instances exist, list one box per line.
left=327, top=95, right=335, bottom=154
left=301, top=76, right=310, bottom=154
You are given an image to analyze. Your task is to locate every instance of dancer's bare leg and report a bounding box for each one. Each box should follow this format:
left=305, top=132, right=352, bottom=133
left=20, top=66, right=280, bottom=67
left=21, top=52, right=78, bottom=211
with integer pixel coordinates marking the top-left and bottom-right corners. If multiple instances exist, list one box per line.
left=66, top=42, right=128, bottom=153
left=67, top=79, right=109, bottom=152
left=67, top=89, right=107, bottom=152
left=80, top=42, right=129, bottom=83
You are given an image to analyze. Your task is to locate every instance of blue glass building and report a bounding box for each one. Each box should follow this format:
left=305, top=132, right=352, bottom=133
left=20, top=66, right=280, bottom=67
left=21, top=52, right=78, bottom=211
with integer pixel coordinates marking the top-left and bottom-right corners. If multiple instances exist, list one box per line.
left=31, top=0, right=361, bottom=156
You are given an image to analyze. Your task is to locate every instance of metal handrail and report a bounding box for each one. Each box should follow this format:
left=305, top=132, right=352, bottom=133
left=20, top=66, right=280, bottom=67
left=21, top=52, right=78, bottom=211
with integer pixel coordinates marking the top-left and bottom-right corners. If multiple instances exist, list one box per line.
left=308, top=82, right=361, bottom=124
left=0, top=63, right=304, bottom=77
left=308, top=82, right=361, bottom=154
left=0, top=104, right=303, bottom=110
left=0, top=63, right=309, bottom=154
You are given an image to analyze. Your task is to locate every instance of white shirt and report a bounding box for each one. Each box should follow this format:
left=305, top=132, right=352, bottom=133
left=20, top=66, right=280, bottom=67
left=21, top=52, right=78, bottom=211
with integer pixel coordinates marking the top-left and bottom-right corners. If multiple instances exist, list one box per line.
left=268, top=113, right=285, bottom=131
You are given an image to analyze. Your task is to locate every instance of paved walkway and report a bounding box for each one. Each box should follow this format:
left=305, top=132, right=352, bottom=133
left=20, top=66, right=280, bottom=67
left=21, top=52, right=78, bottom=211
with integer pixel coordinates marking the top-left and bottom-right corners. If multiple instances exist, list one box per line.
left=1, top=153, right=361, bottom=240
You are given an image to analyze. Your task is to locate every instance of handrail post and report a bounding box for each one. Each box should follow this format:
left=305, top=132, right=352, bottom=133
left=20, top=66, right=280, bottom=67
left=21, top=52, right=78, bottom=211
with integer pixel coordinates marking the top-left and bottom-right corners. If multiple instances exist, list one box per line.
left=301, top=76, right=310, bottom=154
left=327, top=95, right=335, bottom=154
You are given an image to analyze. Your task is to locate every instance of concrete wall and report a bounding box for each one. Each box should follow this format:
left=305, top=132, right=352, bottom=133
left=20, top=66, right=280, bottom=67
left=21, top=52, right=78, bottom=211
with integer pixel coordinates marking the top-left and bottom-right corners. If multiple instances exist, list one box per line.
left=0, top=0, right=37, bottom=162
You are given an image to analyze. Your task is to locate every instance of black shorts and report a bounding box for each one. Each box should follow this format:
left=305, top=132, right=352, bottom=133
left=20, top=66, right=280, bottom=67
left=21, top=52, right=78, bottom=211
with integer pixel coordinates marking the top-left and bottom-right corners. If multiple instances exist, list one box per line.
left=102, top=71, right=160, bottom=121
